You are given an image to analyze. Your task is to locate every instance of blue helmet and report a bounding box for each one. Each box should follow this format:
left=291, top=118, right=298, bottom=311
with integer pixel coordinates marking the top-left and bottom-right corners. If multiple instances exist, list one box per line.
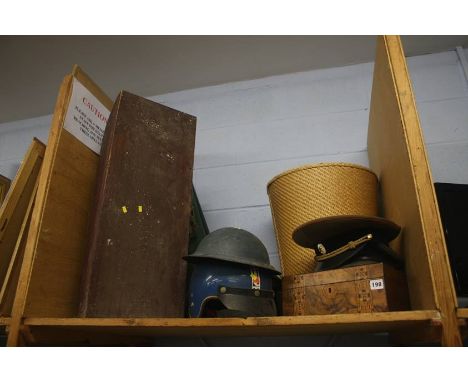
left=187, top=260, right=277, bottom=317
left=185, top=228, right=279, bottom=318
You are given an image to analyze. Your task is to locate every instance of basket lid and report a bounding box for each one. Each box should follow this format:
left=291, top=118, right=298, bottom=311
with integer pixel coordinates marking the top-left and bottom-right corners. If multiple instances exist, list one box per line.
left=266, top=162, right=377, bottom=190
left=292, top=215, right=401, bottom=249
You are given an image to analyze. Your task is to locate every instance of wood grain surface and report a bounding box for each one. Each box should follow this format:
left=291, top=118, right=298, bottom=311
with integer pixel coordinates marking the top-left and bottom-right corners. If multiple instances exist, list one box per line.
left=282, top=263, right=409, bottom=315
left=457, top=308, right=468, bottom=319
left=0, top=175, right=11, bottom=204
left=0, top=139, right=45, bottom=316
left=367, top=36, right=461, bottom=345
left=7, top=67, right=113, bottom=346
left=80, top=91, right=196, bottom=318
left=20, top=310, right=441, bottom=345
left=0, top=177, right=39, bottom=316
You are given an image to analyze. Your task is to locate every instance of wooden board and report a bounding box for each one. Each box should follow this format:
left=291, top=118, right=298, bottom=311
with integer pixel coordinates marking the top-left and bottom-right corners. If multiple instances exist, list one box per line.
left=20, top=310, right=441, bottom=345
left=0, top=175, right=11, bottom=204
left=80, top=91, right=196, bottom=318
left=0, top=139, right=45, bottom=309
left=457, top=308, right=468, bottom=319
left=367, top=36, right=461, bottom=346
left=7, top=67, right=113, bottom=346
left=0, top=317, right=10, bottom=326
left=0, top=178, right=39, bottom=316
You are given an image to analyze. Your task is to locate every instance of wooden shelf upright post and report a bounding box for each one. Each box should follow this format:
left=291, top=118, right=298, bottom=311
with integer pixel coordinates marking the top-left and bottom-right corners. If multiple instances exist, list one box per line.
left=367, top=36, right=462, bottom=346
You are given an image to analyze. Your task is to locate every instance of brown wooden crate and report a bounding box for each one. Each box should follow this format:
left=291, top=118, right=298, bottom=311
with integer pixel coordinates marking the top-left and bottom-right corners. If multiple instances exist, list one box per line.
left=282, top=263, right=410, bottom=315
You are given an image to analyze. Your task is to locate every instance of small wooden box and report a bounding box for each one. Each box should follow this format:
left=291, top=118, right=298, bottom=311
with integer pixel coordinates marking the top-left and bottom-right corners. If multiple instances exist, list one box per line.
left=282, top=263, right=410, bottom=315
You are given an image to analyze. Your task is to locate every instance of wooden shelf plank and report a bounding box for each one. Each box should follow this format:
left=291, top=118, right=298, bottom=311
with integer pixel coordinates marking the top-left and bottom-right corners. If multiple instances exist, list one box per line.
left=0, top=317, right=10, bottom=326
left=7, top=68, right=113, bottom=346
left=367, top=36, right=461, bottom=346
left=22, top=310, right=441, bottom=345
left=457, top=308, right=468, bottom=319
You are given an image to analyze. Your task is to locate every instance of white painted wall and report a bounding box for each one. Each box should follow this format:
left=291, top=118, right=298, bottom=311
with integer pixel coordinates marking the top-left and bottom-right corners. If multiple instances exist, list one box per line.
left=1, top=49, right=468, bottom=275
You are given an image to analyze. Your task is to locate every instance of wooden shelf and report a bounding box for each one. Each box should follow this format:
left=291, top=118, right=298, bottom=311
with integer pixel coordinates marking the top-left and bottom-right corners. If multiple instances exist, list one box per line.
left=457, top=309, right=468, bottom=341
left=458, top=308, right=468, bottom=319
left=3, top=36, right=463, bottom=346
left=19, top=310, right=441, bottom=345
left=0, top=317, right=10, bottom=326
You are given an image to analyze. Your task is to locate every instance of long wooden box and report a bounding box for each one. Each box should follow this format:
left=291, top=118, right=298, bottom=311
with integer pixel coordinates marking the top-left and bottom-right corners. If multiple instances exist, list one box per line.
left=80, top=91, right=196, bottom=318
left=282, top=263, right=410, bottom=315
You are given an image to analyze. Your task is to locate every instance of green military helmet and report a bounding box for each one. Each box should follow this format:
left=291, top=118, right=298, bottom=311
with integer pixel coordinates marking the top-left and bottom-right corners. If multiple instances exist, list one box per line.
left=184, top=227, right=281, bottom=274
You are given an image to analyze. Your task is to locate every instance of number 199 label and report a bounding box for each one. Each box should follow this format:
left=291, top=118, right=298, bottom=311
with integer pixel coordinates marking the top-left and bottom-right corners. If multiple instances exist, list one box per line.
left=370, top=279, right=385, bottom=290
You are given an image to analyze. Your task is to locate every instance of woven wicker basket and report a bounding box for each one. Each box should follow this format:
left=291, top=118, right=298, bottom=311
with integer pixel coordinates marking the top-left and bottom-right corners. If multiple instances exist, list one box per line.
left=267, top=163, right=378, bottom=276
